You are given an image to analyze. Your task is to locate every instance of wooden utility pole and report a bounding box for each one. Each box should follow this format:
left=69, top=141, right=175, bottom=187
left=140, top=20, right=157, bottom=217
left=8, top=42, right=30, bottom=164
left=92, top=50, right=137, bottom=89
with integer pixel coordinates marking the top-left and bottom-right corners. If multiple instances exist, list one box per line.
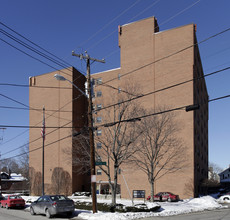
left=0, top=127, right=6, bottom=194
left=72, top=51, right=105, bottom=213
left=41, top=106, right=45, bottom=196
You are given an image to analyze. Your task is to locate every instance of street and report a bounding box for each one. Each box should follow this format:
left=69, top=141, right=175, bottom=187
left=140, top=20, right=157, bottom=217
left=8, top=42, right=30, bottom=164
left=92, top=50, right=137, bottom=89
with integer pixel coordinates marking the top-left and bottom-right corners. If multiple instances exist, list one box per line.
left=1, top=206, right=230, bottom=220
left=142, top=208, right=230, bottom=220
left=0, top=207, right=84, bottom=220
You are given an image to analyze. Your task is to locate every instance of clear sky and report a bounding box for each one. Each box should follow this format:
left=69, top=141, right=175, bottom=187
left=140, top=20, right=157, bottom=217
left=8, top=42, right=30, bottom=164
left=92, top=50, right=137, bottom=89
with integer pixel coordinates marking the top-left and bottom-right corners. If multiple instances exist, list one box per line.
left=0, top=0, right=230, bottom=170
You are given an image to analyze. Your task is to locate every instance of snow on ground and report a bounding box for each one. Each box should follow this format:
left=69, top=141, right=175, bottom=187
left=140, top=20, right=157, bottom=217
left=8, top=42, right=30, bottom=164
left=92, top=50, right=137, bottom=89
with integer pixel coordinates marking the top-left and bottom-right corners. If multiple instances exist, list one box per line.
left=19, top=195, right=226, bottom=220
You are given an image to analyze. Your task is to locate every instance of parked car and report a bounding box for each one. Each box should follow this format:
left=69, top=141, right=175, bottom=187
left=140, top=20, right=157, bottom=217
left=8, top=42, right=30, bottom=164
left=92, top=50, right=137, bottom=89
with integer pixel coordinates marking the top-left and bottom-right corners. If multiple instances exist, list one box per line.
left=0, top=195, right=25, bottom=209
left=147, top=192, right=179, bottom=202
left=0, top=194, right=4, bottom=202
left=219, top=194, right=230, bottom=201
left=30, top=195, right=75, bottom=218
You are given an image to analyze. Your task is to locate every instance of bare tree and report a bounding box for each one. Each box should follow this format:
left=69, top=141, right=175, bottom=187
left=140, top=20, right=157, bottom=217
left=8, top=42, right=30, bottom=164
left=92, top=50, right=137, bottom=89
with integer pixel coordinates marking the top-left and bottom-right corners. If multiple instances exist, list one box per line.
left=96, top=84, right=143, bottom=205
left=131, top=107, right=187, bottom=202
left=18, top=143, right=29, bottom=180
left=62, top=127, right=91, bottom=175
left=0, top=158, right=20, bottom=174
left=209, top=162, right=223, bottom=178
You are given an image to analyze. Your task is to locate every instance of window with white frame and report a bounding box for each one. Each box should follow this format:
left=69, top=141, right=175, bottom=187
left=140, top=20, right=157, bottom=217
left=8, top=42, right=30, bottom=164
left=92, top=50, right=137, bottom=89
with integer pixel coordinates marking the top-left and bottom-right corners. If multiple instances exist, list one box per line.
left=118, top=74, right=121, bottom=80
left=96, top=130, right=102, bottom=136
left=96, top=78, right=102, bottom=85
left=97, top=142, right=102, bottom=149
left=97, top=91, right=102, bottom=97
left=97, top=104, right=102, bottom=110
left=96, top=116, right=102, bottom=123
left=97, top=169, right=102, bottom=175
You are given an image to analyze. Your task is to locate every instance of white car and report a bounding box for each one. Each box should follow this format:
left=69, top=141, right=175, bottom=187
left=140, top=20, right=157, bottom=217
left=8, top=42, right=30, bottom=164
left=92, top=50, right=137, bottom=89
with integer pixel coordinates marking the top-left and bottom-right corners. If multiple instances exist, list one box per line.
left=219, top=194, right=230, bottom=203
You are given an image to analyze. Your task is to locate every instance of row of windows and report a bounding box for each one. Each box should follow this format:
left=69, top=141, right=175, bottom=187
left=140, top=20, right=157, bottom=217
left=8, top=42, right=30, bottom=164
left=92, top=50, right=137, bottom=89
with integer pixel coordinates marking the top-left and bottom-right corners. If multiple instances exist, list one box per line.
left=94, top=74, right=121, bottom=86
left=94, top=87, right=122, bottom=98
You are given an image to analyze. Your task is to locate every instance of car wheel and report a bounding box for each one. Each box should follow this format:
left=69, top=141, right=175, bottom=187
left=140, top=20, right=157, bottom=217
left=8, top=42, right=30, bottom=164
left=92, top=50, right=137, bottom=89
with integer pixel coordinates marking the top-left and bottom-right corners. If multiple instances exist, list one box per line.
left=30, top=207, right=36, bottom=215
left=223, top=197, right=230, bottom=200
left=67, top=211, right=73, bottom=217
left=45, top=209, right=51, bottom=218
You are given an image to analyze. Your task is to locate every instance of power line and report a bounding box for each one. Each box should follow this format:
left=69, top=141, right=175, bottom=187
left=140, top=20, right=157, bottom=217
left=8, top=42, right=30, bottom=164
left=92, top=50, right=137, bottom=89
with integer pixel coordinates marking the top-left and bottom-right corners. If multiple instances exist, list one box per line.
left=0, top=105, right=72, bottom=112
left=0, top=125, right=83, bottom=129
left=95, top=26, right=230, bottom=91
left=1, top=120, right=72, bottom=156
left=96, top=66, right=230, bottom=112
left=0, top=28, right=71, bottom=71
left=77, top=0, right=142, bottom=49
left=0, top=134, right=72, bottom=161
left=0, top=93, right=72, bottom=122
left=87, top=0, right=199, bottom=53
left=0, top=37, right=72, bottom=77
left=0, top=21, right=85, bottom=75
left=0, top=94, right=85, bottom=147
left=0, top=21, right=74, bottom=68
left=86, top=0, right=162, bottom=52
left=0, top=83, right=72, bottom=89
left=2, top=93, right=229, bottom=161
left=97, top=94, right=230, bottom=129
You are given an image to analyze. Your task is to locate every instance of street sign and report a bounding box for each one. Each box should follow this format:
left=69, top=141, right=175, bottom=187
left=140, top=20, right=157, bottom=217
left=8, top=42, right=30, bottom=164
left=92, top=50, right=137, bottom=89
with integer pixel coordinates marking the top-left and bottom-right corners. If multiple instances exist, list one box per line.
left=95, top=161, right=106, bottom=166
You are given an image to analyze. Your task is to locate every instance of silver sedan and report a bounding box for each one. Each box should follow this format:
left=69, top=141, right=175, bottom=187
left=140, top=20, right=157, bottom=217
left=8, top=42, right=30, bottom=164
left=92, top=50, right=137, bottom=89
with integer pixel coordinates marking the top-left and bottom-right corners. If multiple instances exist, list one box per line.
left=30, top=195, right=75, bottom=218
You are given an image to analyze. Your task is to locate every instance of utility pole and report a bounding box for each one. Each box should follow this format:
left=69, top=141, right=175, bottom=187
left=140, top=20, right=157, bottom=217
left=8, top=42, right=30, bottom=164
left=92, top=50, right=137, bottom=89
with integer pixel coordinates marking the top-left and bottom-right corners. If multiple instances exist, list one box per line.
left=72, top=51, right=105, bottom=213
left=41, top=106, right=45, bottom=196
left=0, top=128, right=6, bottom=194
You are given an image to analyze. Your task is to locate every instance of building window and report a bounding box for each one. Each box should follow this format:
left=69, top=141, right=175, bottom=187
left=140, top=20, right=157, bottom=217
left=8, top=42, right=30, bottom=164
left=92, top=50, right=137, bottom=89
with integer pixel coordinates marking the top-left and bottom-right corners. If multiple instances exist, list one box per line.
left=97, top=104, right=102, bottom=110
left=118, top=74, right=121, bottom=80
left=97, top=169, right=102, bottom=175
left=96, top=117, right=102, bottom=123
left=96, top=155, right=102, bottom=161
left=97, top=91, right=102, bottom=97
left=118, top=87, right=121, bottom=93
left=96, top=130, right=102, bottom=136
left=96, top=78, right=102, bottom=85
left=97, top=142, right=102, bottom=149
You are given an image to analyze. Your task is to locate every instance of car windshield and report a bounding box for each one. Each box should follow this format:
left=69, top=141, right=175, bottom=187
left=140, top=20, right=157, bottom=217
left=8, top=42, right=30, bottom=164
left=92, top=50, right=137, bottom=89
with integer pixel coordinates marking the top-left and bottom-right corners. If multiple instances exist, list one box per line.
left=9, top=196, right=22, bottom=199
left=50, top=195, right=68, bottom=201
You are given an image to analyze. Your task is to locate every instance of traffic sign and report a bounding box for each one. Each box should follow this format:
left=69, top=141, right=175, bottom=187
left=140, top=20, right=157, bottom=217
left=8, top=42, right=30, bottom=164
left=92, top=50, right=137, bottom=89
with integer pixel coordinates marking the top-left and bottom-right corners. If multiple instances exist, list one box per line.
left=95, top=161, right=106, bottom=166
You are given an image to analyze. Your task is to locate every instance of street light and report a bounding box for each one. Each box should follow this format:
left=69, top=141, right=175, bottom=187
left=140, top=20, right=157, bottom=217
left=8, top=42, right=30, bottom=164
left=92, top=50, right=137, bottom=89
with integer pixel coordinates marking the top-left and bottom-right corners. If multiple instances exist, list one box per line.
left=54, top=74, right=87, bottom=98
left=54, top=73, right=97, bottom=213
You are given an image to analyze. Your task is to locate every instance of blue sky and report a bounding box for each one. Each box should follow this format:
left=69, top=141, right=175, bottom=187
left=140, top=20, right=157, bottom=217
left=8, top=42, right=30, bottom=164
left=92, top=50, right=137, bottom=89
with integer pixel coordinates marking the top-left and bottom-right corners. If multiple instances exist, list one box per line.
left=0, top=0, right=230, bottom=170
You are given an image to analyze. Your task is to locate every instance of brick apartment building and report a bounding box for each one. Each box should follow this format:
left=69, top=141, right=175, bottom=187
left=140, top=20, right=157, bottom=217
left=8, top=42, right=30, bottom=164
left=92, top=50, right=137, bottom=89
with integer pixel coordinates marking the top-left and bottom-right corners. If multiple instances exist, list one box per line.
left=29, top=16, right=208, bottom=199
left=29, top=67, right=90, bottom=195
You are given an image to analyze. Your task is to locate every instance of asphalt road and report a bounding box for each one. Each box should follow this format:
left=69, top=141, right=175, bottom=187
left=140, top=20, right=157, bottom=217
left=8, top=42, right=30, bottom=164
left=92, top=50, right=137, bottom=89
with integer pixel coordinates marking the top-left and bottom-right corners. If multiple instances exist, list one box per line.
left=1, top=205, right=230, bottom=220
left=0, top=206, right=84, bottom=220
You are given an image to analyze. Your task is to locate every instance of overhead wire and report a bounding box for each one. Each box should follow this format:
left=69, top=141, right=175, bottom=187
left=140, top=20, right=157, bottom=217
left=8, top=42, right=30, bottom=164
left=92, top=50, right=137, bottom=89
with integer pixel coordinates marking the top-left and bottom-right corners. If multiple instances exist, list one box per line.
left=0, top=29, right=71, bottom=71
left=2, top=93, right=230, bottom=161
left=96, top=94, right=230, bottom=129
left=1, top=94, right=86, bottom=155
left=0, top=21, right=74, bottom=68
left=96, top=26, right=230, bottom=90
left=77, top=0, right=142, bottom=49
left=86, top=0, right=162, bottom=52
left=1, top=134, right=72, bottom=161
left=96, top=66, right=230, bottom=112
left=0, top=93, right=72, bottom=122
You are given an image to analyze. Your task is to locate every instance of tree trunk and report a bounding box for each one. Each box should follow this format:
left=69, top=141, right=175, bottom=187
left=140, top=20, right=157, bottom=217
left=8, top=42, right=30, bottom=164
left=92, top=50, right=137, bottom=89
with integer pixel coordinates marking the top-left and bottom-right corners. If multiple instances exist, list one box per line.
left=151, top=180, right=154, bottom=202
left=112, top=166, right=118, bottom=206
